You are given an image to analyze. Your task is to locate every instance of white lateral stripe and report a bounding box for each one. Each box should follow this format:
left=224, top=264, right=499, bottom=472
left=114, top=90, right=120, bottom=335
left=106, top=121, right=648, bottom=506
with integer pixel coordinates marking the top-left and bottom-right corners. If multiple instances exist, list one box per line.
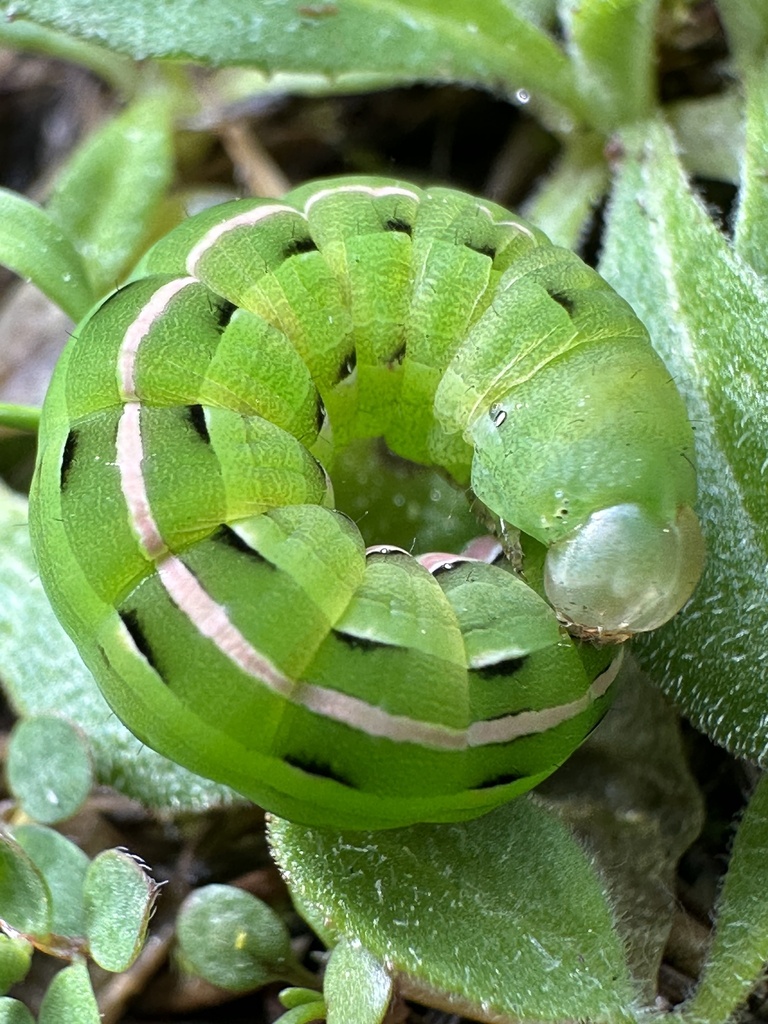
left=158, top=555, right=296, bottom=698
left=185, top=204, right=304, bottom=276
left=184, top=186, right=423, bottom=277
left=179, top=185, right=531, bottom=289
left=116, top=402, right=166, bottom=559
left=155, top=553, right=464, bottom=747
left=303, top=183, right=421, bottom=212
left=295, top=682, right=466, bottom=749
left=467, top=649, right=623, bottom=747
left=118, top=277, right=197, bottom=398
left=476, top=204, right=537, bottom=241
left=149, top=548, right=623, bottom=751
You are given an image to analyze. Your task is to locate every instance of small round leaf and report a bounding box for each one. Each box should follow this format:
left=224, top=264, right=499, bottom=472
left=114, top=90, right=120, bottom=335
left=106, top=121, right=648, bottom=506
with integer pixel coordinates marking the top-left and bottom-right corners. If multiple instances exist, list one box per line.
left=83, top=849, right=157, bottom=972
left=0, top=997, right=35, bottom=1024
left=7, top=717, right=92, bottom=824
left=274, top=1004, right=327, bottom=1024
left=12, top=824, right=89, bottom=939
left=38, top=964, right=99, bottom=1024
left=0, top=937, right=32, bottom=994
left=0, top=833, right=51, bottom=937
left=280, top=987, right=324, bottom=1009
left=176, top=884, right=297, bottom=992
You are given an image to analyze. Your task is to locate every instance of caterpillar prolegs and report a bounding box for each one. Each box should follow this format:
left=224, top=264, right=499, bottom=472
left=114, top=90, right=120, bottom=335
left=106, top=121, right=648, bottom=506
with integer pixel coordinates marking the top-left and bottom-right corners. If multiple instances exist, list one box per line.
left=29, top=177, right=704, bottom=829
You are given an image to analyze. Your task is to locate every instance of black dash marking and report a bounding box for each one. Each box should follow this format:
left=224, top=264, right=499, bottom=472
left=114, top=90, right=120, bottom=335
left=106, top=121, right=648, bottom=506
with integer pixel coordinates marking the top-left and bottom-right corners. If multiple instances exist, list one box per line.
left=489, top=403, right=507, bottom=428
left=385, top=218, right=413, bottom=236
left=547, top=290, right=576, bottom=316
left=283, top=754, right=354, bottom=787
left=336, top=347, right=357, bottom=383
left=465, top=241, right=497, bottom=259
left=186, top=404, right=211, bottom=444
left=473, top=656, right=527, bottom=680
left=473, top=771, right=525, bottom=790
left=120, top=609, right=165, bottom=679
left=95, top=643, right=112, bottom=673
left=387, top=341, right=406, bottom=366
left=283, top=236, right=319, bottom=258
left=333, top=629, right=391, bottom=652
left=60, top=429, right=79, bottom=491
left=213, top=525, right=274, bottom=565
left=213, top=299, right=237, bottom=330
left=315, top=396, right=326, bottom=433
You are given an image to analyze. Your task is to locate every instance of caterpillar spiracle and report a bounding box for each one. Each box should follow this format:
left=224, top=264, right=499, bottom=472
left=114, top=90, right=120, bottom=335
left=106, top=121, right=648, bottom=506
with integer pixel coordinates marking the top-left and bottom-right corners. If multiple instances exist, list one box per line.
left=29, top=177, right=704, bottom=830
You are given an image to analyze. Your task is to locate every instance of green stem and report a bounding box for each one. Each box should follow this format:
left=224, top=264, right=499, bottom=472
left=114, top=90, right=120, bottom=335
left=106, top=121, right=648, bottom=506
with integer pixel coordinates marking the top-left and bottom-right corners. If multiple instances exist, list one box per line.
left=0, top=405, right=41, bottom=434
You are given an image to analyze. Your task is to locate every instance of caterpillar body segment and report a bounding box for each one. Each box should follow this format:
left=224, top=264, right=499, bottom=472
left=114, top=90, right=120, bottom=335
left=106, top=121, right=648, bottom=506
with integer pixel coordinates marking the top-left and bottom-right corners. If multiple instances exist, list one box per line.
left=30, top=177, right=702, bottom=828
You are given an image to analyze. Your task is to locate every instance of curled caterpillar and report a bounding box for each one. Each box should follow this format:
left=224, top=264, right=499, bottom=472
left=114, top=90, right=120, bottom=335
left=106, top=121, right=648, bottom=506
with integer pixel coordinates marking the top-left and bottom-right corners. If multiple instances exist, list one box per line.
left=29, top=177, right=704, bottom=829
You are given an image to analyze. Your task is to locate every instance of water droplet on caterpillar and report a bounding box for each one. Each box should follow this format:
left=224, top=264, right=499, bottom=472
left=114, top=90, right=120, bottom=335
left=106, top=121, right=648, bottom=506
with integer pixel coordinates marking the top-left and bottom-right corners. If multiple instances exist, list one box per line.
left=544, top=503, right=705, bottom=637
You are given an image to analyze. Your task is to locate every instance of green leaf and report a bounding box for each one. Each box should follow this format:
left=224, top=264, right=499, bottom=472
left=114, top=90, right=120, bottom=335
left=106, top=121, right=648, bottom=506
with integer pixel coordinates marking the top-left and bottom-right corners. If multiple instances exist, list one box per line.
left=6, top=716, right=93, bottom=824
left=537, top=659, right=704, bottom=997
left=0, top=998, right=35, bottom=1024
left=0, top=17, right=137, bottom=93
left=560, top=0, right=658, bottom=131
left=0, top=833, right=51, bottom=937
left=0, top=189, right=94, bottom=321
left=681, top=774, right=768, bottom=1024
left=733, top=62, right=768, bottom=275
left=83, top=849, right=157, bottom=972
left=176, top=884, right=309, bottom=992
left=521, top=135, right=608, bottom=249
left=599, top=118, right=768, bottom=768
left=269, top=799, right=639, bottom=1024
left=0, top=938, right=32, bottom=995
left=0, top=482, right=237, bottom=811
left=38, top=964, right=100, bottom=1024
left=280, top=987, right=326, bottom=1009
left=11, top=825, right=89, bottom=939
left=46, top=92, right=176, bottom=296
left=666, top=91, right=744, bottom=185
left=5, top=1, right=585, bottom=124
left=324, top=940, right=391, bottom=1024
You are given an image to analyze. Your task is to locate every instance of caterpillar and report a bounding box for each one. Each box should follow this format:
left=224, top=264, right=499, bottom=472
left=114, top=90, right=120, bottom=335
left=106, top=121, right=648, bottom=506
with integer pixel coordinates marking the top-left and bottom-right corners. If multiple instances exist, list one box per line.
left=29, top=177, right=704, bottom=830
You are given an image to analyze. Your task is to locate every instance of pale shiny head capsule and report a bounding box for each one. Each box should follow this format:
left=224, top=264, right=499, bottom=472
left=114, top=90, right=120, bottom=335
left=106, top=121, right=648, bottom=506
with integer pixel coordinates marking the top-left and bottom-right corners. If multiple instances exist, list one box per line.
left=543, top=503, right=705, bottom=639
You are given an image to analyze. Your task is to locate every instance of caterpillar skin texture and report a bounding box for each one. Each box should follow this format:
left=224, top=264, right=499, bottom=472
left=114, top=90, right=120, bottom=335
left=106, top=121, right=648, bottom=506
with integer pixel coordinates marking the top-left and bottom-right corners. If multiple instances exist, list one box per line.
left=30, top=177, right=703, bottom=829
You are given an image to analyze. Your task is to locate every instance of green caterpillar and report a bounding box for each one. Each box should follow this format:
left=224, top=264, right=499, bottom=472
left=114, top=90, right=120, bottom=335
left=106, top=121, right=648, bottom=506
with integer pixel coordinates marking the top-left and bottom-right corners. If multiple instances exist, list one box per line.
left=29, top=177, right=704, bottom=830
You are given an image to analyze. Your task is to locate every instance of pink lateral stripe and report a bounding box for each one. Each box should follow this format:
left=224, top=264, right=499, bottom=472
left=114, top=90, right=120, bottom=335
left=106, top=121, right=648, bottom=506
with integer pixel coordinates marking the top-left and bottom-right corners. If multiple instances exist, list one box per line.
left=460, top=535, right=504, bottom=563
left=116, top=402, right=166, bottom=559
left=118, top=277, right=197, bottom=399
left=185, top=204, right=304, bottom=276
left=417, top=551, right=479, bottom=574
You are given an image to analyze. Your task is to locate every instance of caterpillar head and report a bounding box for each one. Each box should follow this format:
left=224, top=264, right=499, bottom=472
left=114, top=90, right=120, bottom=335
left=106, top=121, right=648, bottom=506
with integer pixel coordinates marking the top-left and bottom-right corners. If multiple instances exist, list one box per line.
left=466, top=346, right=705, bottom=640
